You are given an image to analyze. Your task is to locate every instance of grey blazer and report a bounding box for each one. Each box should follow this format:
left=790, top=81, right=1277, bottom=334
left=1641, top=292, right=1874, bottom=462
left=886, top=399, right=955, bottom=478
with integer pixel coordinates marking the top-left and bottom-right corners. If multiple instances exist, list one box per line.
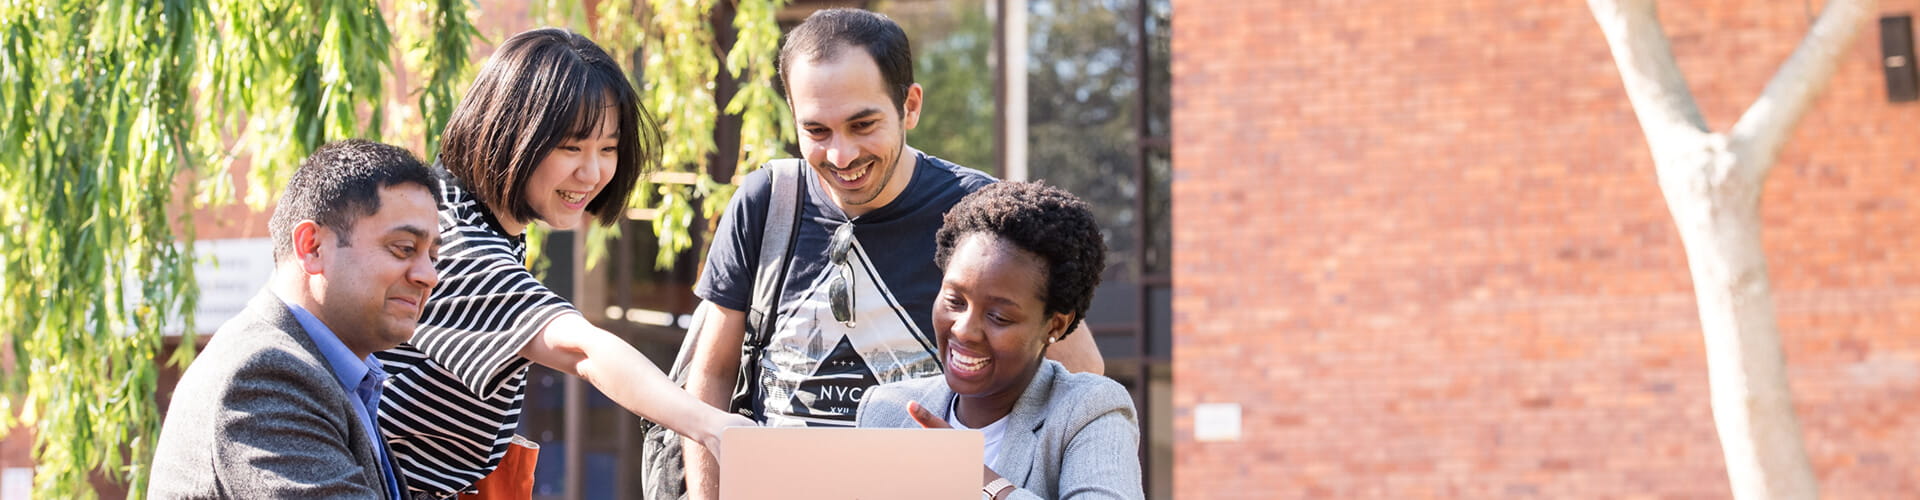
left=857, top=360, right=1144, bottom=500
left=150, top=291, right=401, bottom=499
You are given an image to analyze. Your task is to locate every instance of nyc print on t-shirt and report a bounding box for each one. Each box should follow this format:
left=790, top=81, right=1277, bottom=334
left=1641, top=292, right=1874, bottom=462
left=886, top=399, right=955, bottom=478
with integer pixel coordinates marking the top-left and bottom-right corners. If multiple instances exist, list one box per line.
left=761, top=233, right=940, bottom=427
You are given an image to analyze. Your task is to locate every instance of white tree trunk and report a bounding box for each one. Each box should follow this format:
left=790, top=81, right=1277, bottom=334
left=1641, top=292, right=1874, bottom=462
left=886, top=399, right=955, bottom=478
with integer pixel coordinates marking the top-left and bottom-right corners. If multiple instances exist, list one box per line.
left=1586, top=0, right=1877, bottom=498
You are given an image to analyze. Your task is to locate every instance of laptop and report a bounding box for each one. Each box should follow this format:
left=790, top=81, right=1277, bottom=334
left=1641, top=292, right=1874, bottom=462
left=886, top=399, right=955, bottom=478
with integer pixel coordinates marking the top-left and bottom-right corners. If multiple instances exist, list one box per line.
left=720, top=426, right=984, bottom=500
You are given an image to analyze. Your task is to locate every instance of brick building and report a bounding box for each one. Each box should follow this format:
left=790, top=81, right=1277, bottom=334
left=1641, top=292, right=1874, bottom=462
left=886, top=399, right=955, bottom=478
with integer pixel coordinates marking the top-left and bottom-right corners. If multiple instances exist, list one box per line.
left=1174, top=1, right=1920, bottom=498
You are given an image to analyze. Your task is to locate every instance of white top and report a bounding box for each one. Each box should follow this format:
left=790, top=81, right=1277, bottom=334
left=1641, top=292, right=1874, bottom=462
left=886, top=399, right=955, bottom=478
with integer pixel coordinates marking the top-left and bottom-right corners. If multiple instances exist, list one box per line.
left=950, top=398, right=1010, bottom=468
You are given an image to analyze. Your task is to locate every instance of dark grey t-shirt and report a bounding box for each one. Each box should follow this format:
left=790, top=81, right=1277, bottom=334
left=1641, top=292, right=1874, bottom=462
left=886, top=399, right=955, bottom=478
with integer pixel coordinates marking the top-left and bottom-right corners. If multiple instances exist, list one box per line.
left=696, top=152, right=996, bottom=427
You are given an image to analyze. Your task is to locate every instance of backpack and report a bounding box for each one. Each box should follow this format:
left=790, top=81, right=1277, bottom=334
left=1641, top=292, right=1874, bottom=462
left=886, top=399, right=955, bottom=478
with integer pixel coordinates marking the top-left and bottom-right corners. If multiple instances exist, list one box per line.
left=640, top=159, right=803, bottom=499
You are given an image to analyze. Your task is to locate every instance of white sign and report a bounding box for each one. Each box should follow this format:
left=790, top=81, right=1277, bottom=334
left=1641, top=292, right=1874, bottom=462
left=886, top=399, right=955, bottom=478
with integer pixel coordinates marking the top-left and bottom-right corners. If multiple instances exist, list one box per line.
left=1, top=467, right=31, bottom=500
left=1193, top=402, right=1243, bottom=442
left=165, top=238, right=276, bottom=336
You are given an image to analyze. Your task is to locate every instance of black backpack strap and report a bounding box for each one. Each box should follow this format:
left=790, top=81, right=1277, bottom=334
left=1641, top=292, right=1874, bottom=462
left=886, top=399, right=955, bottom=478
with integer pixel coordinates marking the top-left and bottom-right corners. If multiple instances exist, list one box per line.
left=664, top=159, right=804, bottom=386
left=746, top=159, right=802, bottom=338
left=731, top=159, right=805, bottom=419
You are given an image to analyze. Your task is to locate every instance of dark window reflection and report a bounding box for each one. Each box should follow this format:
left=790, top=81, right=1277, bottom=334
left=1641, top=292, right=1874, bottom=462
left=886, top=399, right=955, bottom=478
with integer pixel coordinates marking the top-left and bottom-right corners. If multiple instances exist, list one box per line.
left=1147, top=0, right=1170, bottom=139
left=1026, top=1, right=1172, bottom=498
left=885, top=0, right=996, bottom=172
left=1028, top=0, right=1144, bottom=277
left=1147, top=149, right=1170, bottom=274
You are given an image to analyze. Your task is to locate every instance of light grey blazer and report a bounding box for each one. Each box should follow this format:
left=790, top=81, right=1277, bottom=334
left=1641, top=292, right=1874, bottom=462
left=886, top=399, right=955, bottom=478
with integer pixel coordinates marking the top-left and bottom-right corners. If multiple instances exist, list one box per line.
left=857, top=360, right=1144, bottom=500
left=150, top=291, right=401, bottom=499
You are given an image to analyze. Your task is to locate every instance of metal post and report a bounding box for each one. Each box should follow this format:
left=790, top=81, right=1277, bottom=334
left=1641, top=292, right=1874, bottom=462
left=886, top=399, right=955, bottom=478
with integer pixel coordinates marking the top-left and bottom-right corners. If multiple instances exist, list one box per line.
left=994, top=0, right=1029, bottom=181
left=563, top=228, right=589, bottom=500
left=1130, top=0, right=1153, bottom=481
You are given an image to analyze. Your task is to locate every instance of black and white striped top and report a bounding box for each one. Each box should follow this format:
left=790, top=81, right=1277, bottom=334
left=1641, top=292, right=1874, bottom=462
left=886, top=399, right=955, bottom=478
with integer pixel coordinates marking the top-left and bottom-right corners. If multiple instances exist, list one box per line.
left=375, top=170, right=574, bottom=496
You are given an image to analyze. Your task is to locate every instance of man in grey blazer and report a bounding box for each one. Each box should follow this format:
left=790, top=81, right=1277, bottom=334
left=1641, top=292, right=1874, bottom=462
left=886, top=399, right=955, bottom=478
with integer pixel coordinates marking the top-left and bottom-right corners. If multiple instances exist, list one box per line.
left=151, top=140, right=441, bottom=500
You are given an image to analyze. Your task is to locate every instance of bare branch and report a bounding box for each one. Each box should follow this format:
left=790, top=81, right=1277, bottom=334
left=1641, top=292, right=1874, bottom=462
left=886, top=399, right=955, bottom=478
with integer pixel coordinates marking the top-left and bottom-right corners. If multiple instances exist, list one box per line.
left=1587, top=0, right=1711, bottom=150
left=1728, top=0, right=1877, bottom=181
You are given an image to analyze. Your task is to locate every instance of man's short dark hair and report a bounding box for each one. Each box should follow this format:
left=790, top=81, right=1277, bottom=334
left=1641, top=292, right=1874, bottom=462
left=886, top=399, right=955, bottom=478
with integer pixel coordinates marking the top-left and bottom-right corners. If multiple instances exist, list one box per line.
left=269, top=140, right=437, bottom=260
left=934, top=182, right=1107, bottom=335
left=438, top=28, right=660, bottom=227
left=778, top=8, right=915, bottom=114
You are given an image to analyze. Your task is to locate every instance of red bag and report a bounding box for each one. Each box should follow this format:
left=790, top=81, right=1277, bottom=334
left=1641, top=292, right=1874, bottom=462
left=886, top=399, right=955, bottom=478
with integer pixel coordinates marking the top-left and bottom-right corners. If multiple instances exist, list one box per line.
left=459, top=435, right=539, bottom=500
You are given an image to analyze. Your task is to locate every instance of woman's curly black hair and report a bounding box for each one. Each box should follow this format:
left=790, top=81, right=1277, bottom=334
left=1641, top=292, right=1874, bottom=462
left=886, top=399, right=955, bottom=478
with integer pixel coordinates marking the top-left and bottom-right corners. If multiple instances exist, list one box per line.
left=934, top=181, right=1107, bottom=337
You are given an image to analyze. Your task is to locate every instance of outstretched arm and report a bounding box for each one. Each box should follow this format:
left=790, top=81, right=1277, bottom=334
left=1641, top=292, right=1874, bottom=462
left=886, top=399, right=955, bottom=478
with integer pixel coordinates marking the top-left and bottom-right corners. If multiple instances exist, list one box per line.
left=681, top=303, right=749, bottom=500
left=518, top=312, right=754, bottom=456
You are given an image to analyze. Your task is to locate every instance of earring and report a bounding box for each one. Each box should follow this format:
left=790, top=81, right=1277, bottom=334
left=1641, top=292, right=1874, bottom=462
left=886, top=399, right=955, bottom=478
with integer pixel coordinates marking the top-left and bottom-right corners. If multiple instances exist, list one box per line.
left=1047, top=337, right=1058, bottom=345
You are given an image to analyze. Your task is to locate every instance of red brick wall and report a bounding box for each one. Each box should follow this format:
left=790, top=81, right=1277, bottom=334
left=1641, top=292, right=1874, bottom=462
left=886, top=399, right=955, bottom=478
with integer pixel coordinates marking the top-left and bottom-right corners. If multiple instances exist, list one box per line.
left=1173, top=0, right=1920, bottom=498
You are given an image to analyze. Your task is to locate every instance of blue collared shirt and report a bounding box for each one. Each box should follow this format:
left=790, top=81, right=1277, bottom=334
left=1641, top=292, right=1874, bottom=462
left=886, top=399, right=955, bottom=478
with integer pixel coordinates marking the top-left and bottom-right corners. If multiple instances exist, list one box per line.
left=277, top=292, right=403, bottom=500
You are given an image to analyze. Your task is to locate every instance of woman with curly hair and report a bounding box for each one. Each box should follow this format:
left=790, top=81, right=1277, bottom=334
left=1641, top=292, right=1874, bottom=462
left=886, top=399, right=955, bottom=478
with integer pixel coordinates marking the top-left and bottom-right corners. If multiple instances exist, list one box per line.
left=856, top=181, right=1143, bottom=500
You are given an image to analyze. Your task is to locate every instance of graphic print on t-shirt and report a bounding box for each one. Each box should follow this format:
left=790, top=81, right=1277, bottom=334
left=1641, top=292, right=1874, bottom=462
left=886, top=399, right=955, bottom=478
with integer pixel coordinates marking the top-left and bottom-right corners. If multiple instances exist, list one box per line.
left=760, top=237, right=941, bottom=427
left=786, top=336, right=880, bottom=419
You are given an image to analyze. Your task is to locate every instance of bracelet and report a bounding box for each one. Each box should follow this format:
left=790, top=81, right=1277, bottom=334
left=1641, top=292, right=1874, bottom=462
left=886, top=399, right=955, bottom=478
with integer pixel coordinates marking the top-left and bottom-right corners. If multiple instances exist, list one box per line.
left=982, top=477, right=1015, bottom=499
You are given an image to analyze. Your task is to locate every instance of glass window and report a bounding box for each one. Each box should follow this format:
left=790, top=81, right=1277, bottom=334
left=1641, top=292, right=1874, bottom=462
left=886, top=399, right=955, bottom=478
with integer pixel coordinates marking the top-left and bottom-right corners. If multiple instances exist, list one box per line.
left=1150, top=285, right=1171, bottom=358
left=1024, top=1, right=1172, bottom=497
left=1147, top=0, right=1170, bottom=139
left=879, top=0, right=997, bottom=172
left=524, top=366, right=569, bottom=500
left=1027, top=0, right=1144, bottom=277
left=1147, top=148, right=1171, bottom=274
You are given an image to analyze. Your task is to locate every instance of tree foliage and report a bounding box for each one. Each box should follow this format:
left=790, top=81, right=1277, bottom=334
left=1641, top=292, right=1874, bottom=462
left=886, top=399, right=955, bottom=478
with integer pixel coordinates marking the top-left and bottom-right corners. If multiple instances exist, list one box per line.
left=0, top=2, right=206, bottom=497
left=197, top=0, right=395, bottom=207
left=399, top=0, right=483, bottom=161
left=0, top=0, right=788, bottom=496
left=1027, top=0, right=1148, bottom=268
left=894, top=0, right=994, bottom=172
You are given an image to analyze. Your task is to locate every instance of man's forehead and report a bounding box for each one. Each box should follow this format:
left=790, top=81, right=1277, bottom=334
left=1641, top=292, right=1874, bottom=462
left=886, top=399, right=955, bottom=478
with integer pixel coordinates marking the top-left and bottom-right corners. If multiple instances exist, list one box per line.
left=794, top=42, right=873, bottom=72
left=366, top=184, right=440, bottom=228
left=783, top=46, right=887, bottom=89
left=375, top=183, right=436, bottom=206
left=787, top=48, right=890, bottom=109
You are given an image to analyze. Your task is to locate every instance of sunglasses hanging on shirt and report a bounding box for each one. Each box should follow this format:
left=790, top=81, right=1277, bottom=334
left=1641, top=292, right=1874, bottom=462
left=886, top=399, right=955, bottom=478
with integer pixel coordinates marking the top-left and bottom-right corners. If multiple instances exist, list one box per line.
left=828, top=222, right=857, bottom=328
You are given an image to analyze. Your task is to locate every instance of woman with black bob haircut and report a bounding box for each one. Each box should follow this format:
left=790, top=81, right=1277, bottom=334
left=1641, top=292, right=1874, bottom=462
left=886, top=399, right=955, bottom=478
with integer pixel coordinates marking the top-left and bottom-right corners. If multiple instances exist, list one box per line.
left=856, top=181, right=1144, bottom=500
left=375, top=28, right=754, bottom=499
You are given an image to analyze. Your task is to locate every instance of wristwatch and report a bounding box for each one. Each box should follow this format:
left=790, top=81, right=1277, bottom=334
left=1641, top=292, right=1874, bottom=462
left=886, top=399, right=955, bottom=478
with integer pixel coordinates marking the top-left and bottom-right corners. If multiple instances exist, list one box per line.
left=982, top=477, right=1015, bottom=500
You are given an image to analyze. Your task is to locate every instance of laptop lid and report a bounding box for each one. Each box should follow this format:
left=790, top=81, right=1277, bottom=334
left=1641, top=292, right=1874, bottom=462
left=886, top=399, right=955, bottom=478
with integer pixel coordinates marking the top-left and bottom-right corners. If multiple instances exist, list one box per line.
left=720, top=427, right=984, bottom=500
